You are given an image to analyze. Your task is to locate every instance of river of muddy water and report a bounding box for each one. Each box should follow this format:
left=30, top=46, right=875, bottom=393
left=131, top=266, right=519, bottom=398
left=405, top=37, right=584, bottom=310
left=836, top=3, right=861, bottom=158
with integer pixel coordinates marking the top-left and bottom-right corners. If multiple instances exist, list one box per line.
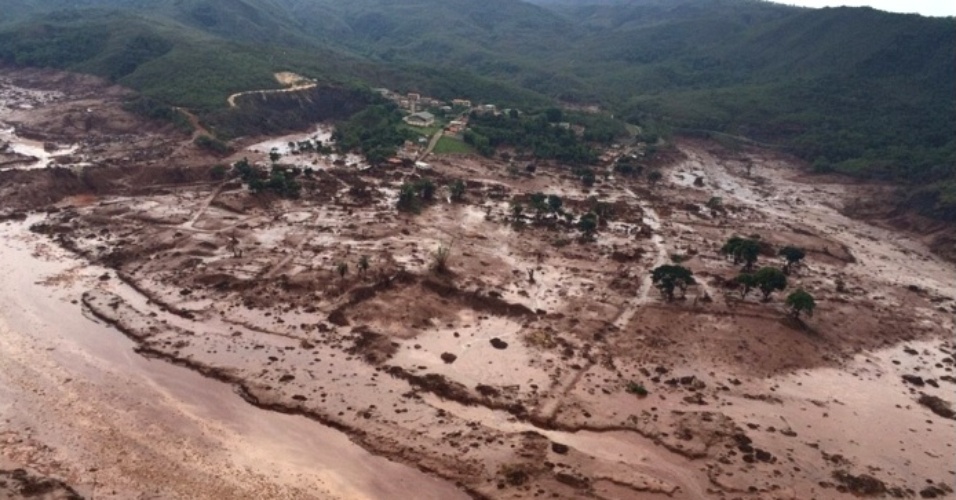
left=0, top=218, right=466, bottom=499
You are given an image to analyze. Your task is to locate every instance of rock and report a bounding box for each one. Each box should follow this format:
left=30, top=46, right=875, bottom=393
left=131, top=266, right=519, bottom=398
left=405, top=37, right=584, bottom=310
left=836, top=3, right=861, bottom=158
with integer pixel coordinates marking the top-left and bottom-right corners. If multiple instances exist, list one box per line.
left=832, top=471, right=886, bottom=496
left=920, top=484, right=953, bottom=498
left=441, top=352, right=458, bottom=364
left=555, top=472, right=589, bottom=489
left=918, top=394, right=956, bottom=420
left=902, top=374, right=925, bottom=386
left=490, top=338, right=508, bottom=349
left=551, top=442, right=569, bottom=455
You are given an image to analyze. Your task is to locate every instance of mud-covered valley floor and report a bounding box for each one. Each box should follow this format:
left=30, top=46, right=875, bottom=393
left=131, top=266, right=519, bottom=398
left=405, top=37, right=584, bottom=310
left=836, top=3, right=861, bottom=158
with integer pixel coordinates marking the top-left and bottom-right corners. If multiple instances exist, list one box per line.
left=2, top=69, right=955, bottom=499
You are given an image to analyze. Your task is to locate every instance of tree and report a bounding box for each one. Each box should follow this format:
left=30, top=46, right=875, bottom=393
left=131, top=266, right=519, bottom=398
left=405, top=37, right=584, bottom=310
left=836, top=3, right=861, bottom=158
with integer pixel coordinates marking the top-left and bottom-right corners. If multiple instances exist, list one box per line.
left=269, top=148, right=281, bottom=164
left=593, top=201, right=613, bottom=223
left=721, top=236, right=761, bottom=271
left=651, top=265, right=695, bottom=301
left=417, top=178, right=436, bottom=201
left=779, top=246, right=806, bottom=275
left=545, top=108, right=563, bottom=123
left=432, top=243, right=452, bottom=274
left=336, top=262, right=348, bottom=280
left=706, top=197, right=723, bottom=211
left=754, top=267, right=787, bottom=301
left=648, top=170, right=663, bottom=186
left=547, top=194, right=563, bottom=215
left=511, top=201, right=524, bottom=223
left=580, top=169, right=596, bottom=187
left=449, top=179, right=466, bottom=202
left=530, top=192, right=548, bottom=220
left=786, top=289, right=815, bottom=319
left=397, top=182, right=419, bottom=212
left=735, top=273, right=757, bottom=298
left=358, top=255, right=370, bottom=275
left=578, top=212, right=598, bottom=239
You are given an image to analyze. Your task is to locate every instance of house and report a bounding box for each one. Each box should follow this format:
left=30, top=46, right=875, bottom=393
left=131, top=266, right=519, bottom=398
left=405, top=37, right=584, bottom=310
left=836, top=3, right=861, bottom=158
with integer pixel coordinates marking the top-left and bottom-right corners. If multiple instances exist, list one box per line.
left=446, top=120, right=466, bottom=134
left=403, top=112, right=436, bottom=127
left=407, top=92, right=421, bottom=102
left=452, top=99, right=472, bottom=108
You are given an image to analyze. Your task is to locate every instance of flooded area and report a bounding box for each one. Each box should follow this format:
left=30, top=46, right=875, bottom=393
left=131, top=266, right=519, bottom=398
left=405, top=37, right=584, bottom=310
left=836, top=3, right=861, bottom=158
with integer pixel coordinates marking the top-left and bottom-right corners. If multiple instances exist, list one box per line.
left=2, top=66, right=956, bottom=500
left=246, top=125, right=368, bottom=170
left=0, top=124, right=79, bottom=170
left=0, top=219, right=467, bottom=500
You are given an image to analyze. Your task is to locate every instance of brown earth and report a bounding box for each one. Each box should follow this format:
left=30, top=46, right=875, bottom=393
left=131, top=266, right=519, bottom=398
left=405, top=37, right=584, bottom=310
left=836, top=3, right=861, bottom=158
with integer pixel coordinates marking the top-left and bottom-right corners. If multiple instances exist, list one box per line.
left=2, top=69, right=955, bottom=499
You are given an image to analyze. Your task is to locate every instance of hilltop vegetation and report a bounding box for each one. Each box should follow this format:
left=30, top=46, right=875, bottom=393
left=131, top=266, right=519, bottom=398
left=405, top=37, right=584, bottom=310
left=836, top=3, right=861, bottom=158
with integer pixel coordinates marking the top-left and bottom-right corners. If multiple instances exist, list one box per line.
left=1, top=0, right=954, bottom=218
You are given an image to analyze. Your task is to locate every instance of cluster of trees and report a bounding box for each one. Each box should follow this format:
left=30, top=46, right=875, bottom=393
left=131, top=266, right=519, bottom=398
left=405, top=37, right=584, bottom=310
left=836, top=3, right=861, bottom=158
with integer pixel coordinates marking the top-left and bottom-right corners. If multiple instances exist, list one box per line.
left=332, top=104, right=418, bottom=165
left=507, top=192, right=614, bottom=241
left=722, top=236, right=814, bottom=318
left=651, top=237, right=816, bottom=319
left=465, top=112, right=598, bottom=165
left=397, top=178, right=436, bottom=213
left=396, top=178, right=469, bottom=213
left=232, top=158, right=301, bottom=199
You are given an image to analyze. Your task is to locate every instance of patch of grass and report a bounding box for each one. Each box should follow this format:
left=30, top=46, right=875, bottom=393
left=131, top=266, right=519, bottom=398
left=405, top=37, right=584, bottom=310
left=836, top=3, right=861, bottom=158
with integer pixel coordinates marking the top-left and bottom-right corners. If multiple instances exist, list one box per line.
left=433, top=135, right=474, bottom=155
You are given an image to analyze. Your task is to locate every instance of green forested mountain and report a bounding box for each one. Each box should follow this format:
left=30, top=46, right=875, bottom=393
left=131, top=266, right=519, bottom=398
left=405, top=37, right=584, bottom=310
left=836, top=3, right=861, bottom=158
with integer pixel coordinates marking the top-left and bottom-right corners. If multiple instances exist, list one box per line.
left=1, top=0, right=954, bottom=217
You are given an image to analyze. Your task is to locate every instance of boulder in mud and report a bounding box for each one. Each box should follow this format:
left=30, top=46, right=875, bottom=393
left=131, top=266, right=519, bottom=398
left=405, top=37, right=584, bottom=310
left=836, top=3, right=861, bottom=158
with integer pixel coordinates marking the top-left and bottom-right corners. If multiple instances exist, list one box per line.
left=490, top=338, right=508, bottom=349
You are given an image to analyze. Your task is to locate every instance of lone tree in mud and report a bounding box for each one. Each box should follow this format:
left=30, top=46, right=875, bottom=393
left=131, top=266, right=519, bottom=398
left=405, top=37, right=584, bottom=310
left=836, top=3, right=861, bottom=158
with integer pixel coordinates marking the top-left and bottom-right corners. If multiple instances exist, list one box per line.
left=735, top=272, right=758, bottom=299
left=651, top=265, right=695, bottom=301
left=397, top=182, right=419, bottom=212
left=358, top=255, right=370, bottom=275
left=721, top=236, right=761, bottom=271
left=754, top=267, right=787, bottom=301
left=785, top=289, right=815, bottom=319
left=511, top=201, right=524, bottom=224
left=417, top=178, right=436, bottom=201
left=648, top=170, right=663, bottom=186
left=432, top=243, right=452, bottom=274
left=449, top=179, right=466, bottom=202
left=547, top=194, right=563, bottom=216
left=779, top=246, right=806, bottom=275
left=530, top=192, right=548, bottom=221
left=578, top=212, right=599, bottom=240
left=336, top=262, right=348, bottom=280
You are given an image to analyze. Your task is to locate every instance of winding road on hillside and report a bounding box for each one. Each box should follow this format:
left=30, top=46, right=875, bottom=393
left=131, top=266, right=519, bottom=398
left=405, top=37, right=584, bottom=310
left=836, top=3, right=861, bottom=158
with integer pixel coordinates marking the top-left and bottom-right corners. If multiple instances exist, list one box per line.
left=227, top=82, right=318, bottom=108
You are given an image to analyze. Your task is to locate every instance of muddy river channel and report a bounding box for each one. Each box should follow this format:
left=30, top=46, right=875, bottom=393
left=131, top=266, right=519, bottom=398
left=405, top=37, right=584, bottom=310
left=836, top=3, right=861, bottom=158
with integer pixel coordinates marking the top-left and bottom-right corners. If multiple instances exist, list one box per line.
left=0, top=219, right=466, bottom=499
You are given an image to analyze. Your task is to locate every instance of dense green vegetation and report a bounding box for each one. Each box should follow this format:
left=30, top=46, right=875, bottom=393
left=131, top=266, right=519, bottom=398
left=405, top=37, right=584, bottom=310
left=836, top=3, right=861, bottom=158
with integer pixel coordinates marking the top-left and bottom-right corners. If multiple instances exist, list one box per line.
left=465, top=111, right=604, bottom=164
left=1, top=0, right=954, bottom=219
left=332, top=103, right=418, bottom=165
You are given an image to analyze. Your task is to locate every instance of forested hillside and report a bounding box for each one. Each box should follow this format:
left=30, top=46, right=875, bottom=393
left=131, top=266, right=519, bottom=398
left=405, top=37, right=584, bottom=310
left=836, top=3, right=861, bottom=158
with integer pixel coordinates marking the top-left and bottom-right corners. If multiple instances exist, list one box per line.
left=1, top=0, right=954, bottom=218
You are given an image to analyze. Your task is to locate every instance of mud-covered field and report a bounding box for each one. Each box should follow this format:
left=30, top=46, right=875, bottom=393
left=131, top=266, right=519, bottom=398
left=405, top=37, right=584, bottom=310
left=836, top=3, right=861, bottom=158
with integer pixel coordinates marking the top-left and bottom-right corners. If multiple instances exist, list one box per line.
left=2, top=68, right=955, bottom=499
